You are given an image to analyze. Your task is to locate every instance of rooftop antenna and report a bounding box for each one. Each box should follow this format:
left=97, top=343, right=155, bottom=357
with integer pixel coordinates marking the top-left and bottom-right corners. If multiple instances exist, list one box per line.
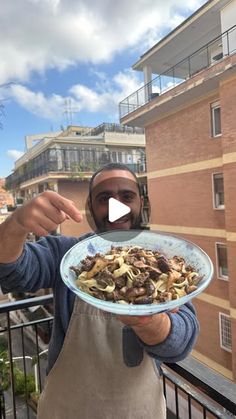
left=63, top=98, right=79, bottom=126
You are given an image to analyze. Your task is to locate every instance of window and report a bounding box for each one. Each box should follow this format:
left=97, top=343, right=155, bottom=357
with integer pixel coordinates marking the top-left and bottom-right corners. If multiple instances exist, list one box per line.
left=216, top=243, right=228, bottom=279
left=213, top=173, right=224, bottom=209
left=219, top=313, right=232, bottom=352
left=211, top=102, right=221, bottom=137
left=111, top=151, right=118, bottom=162
left=117, top=152, right=123, bottom=162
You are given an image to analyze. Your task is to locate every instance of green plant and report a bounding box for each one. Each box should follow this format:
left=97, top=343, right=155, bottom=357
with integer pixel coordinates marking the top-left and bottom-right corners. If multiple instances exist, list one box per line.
left=13, top=367, right=35, bottom=397
left=0, top=350, right=36, bottom=396
left=0, top=336, right=8, bottom=352
left=11, top=291, right=27, bottom=300
left=0, top=350, right=10, bottom=390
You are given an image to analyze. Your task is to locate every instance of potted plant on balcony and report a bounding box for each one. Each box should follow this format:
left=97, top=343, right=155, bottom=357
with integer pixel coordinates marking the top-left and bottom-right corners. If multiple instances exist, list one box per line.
left=0, top=349, right=36, bottom=398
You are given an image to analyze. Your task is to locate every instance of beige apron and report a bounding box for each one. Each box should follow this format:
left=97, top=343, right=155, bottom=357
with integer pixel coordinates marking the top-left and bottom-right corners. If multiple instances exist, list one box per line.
left=37, top=297, right=166, bottom=419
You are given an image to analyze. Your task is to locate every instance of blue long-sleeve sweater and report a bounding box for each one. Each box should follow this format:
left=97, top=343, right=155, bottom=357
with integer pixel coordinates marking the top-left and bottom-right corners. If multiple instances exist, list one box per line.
left=0, top=234, right=199, bottom=373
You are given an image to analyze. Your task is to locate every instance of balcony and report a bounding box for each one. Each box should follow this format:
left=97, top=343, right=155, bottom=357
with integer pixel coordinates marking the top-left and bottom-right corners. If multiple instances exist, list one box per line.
left=119, top=24, right=236, bottom=119
left=83, top=122, right=144, bottom=136
left=0, top=295, right=236, bottom=418
left=5, top=149, right=147, bottom=191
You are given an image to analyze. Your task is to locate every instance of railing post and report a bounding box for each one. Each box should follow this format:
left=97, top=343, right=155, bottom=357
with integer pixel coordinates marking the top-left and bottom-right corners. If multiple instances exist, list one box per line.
left=34, top=364, right=39, bottom=393
left=227, top=30, right=230, bottom=55
left=206, top=44, right=210, bottom=67
left=6, top=312, right=17, bottom=419
left=188, top=56, right=191, bottom=78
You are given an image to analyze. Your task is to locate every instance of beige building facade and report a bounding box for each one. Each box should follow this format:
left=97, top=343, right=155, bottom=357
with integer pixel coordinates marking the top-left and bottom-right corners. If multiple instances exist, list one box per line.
left=120, top=0, right=236, bottom=381
left=6, top=123, right=148, bottom=237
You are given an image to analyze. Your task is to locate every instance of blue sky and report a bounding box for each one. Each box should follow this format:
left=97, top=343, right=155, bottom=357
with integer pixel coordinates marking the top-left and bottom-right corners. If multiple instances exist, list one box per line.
left=0, top=0, right=206, bottom=178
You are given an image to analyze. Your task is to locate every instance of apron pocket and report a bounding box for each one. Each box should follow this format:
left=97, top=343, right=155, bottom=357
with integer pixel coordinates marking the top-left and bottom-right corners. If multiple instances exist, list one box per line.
left=122, top=326, right=144, bottom=367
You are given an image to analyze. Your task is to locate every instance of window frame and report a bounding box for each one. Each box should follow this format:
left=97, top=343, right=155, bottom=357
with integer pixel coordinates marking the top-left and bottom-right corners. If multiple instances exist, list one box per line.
left=212, top=172, right=225, bottom=210
left=211, top=101, right=222, bottom=138
left=219, top=312, right=232, bottom=352
left=215, top=242, right=228, bottom=280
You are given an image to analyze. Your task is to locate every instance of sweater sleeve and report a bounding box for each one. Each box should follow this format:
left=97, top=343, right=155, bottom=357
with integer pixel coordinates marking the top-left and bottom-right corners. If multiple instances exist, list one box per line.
left=0, top=235, right=78, bottom=294
left=139, top=302, right=199, bottom=363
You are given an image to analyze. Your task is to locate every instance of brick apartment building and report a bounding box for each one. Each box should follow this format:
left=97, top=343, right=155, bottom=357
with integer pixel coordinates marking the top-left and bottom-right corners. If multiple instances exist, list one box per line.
left=120, top=0, right=236, bottom=381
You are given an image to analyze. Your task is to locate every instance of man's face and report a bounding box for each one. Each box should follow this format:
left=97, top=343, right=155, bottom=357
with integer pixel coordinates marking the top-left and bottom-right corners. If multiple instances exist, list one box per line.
left=89, top=170, right=143, bottom=232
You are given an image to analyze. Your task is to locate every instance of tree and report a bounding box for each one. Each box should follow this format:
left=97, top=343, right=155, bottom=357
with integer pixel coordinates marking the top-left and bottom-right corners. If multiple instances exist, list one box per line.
left=0, top=82, right=14, bottom=129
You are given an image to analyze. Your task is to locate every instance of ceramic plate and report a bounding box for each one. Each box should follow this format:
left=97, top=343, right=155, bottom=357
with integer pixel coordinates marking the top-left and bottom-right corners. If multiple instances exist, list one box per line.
left=60, top=230, right=214, bottom=315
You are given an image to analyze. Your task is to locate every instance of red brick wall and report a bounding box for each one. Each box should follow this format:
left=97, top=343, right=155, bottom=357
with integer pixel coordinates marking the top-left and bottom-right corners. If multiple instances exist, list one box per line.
left=220, top=77, right=236, bottom=380
left=144, top=86, right=236, bottom=379
left=194, top=299, right=232, bottom=370
left=148, top=171, right=225, bottom=230
left=220, top=77, right=236, bottom=154
left=145, top=94, right=222, bottom=172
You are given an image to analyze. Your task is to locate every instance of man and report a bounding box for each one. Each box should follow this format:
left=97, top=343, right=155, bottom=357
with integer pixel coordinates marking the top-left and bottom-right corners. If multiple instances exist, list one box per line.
left=0, top=163, right=199, bottom=419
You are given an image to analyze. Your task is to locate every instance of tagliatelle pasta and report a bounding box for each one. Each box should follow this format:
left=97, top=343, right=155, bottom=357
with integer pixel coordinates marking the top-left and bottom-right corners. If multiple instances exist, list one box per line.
left=70, top=245, right=203, bottom=305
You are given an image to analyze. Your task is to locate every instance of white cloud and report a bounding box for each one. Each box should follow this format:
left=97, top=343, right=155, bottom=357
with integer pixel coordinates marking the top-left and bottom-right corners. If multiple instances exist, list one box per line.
left=7, top=149, right=25, bottom=160
left=0, top=0, right=207, bottom=84
left=7, top=69, right=142, bottom=121
left=9, top=84, right=66, bottom=119
left=71, top=69, right=142, bottom=114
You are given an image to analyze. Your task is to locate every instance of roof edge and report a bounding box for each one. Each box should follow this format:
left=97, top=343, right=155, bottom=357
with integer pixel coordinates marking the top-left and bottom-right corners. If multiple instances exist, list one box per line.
left=132, top=0, right=218, bottom=70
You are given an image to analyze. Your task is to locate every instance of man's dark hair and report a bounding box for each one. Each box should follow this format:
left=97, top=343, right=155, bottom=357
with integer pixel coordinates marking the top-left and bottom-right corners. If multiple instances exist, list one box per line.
left=89, top=162, right=142, bottom=198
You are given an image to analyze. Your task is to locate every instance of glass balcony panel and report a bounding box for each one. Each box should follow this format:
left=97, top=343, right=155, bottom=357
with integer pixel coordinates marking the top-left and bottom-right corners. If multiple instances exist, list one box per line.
left=119, top=25, right=236, bottom=119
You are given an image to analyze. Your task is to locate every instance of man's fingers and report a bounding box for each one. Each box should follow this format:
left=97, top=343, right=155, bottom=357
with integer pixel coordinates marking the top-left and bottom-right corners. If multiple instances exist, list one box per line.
left=43, top=191, right=83, bottom=223
left=170, top=308, right=179, bottom=313
left=117, top=315, right=153, bottom=327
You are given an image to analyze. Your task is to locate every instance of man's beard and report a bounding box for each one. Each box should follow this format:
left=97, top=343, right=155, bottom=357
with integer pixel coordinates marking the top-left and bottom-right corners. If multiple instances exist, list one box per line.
left=91, top=208, right=143, bottom=233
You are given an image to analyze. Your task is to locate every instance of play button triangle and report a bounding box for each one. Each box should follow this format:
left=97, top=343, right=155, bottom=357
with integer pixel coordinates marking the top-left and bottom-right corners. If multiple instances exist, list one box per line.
left=108, top=197, right=131, bottom=223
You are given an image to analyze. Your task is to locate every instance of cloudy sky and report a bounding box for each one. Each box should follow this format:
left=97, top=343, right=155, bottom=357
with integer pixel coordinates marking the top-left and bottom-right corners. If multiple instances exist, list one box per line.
left=0, top=0, right=206, bottom=177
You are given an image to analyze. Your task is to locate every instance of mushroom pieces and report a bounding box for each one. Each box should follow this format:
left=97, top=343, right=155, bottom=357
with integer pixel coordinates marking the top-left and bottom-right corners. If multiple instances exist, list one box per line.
left=85, top=257, right=109, bottom=279
left=70, top=246, right=202, bottom=305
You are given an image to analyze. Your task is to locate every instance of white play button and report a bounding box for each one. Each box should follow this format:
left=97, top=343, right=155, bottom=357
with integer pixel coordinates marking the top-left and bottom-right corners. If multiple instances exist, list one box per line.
left=108, top=198, right=131, bottom=223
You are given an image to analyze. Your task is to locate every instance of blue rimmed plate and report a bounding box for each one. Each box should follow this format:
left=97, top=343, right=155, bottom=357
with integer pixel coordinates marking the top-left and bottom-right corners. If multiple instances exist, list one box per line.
left=60, top=230, right=214, bottom=315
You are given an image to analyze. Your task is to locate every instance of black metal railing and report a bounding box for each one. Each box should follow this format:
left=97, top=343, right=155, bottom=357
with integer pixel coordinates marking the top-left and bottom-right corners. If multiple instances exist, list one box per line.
left=0, top=295, right=53, bottom=419
left=163, top=364, right=236, bottom=418
left=82, top=122, right=144, bottom=136
left=5, top=149, right=147, bottom=190
left=0, top=389, right=5, bottom=419
left=0, top=295, right=236, bottom=418
left=119, top=24, right=236, bottom=119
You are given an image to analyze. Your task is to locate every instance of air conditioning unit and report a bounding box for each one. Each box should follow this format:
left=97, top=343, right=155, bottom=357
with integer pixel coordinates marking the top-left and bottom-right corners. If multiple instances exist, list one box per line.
left=138, top=164, right=146, bottom=173
left=15, top=197, right=24, bottom=207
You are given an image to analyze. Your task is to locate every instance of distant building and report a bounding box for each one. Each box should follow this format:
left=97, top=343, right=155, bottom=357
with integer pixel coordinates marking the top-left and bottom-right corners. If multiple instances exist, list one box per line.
left=5, top=123, right=148, bottom=236
left=120, top=0, right=236, bottom=381
left=0, top=178, right=14, bottom=208
left=0, top=178, right=14, bottom=225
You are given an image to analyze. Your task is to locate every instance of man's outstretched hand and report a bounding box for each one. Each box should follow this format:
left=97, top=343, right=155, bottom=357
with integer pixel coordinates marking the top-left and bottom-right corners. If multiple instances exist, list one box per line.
left=13, top=190, right=83, bottom=237
left=117, top=309, right=178, bottom=346
left=0, top=191, right=83, bottom=263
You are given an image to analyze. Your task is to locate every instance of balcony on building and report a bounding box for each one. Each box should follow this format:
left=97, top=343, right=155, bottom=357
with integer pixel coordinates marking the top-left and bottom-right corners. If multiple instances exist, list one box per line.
left=119, top=0, right=236, bottom=127
left=5, top=123, right=146, bottom=192
left=4, top=123, right=149, bottom=236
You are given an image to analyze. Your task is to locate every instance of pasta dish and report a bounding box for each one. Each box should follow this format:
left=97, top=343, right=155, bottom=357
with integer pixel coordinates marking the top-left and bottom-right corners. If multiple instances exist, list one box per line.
left=70, top=245, right=202, bottom=305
